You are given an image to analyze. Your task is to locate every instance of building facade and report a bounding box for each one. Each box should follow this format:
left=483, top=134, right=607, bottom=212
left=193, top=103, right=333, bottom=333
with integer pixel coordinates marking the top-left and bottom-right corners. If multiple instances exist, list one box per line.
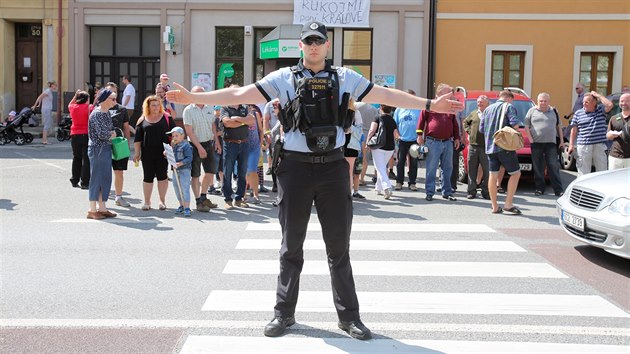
left=0, top=0, right=69, bottom=119
left=63, top=0, right=429, bottom=120
left=435, top=0, right=630, bottom=117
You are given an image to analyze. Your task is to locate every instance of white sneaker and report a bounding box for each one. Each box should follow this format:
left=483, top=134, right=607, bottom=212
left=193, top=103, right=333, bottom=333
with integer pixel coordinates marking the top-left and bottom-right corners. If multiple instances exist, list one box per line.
left=115, top=197, right=130, bottom=207
left=375, top=189, right=383, bottom=196
left=384, top=189, right=393, bottom=199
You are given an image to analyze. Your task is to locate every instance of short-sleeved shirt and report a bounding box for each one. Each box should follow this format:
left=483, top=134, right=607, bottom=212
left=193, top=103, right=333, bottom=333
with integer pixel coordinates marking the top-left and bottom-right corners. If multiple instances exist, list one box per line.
left=608, top=113, right=630, bottom=158
left=220, top=105, right=250, bottom=141
left=183, top=103, right=215, bottom=142
left=108, top=104, right=129, bottom=131
left=479, top=99, right=519, bottom=154
left=570, top=105, right=608, bottom=145
left=417, top=111, right=460, bottom=141
left=68, top=102, right=89, bottom=135
left=377, top=114, right=398, bottom=151
left=524, top=106, right=560, bottom=144
left=393, top=107, right=421, bottom=142
left=255, top=59, right=373, bottom=153
left=122, top=84, right=135, bottom=110
left=134, top=115, right=176, bottom=153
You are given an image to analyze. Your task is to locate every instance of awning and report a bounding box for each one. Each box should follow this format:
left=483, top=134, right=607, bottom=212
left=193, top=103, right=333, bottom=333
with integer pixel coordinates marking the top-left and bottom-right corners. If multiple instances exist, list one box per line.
left=259, top=24, right=302, bottom=59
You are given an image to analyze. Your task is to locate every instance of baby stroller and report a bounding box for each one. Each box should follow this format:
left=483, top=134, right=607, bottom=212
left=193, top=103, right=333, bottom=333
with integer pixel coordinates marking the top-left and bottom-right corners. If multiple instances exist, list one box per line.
left=56, top=115, right=72, bottom=141
left=0, top=107, right=34, bottom=145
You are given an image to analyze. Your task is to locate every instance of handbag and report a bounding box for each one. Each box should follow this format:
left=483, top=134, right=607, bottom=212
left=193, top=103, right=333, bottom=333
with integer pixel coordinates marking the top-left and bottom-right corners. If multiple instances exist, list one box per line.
left=493, top=103, right=524, bottom=151
left=111, top=136, right=130, bottom=160
left=347, top=125, right=362, bottom=151
left=367, top=117, right=386, bottom=150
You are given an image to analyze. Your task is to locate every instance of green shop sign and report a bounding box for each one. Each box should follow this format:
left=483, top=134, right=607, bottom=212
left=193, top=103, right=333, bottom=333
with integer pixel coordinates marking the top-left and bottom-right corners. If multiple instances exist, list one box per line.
left=260, top=40, right=301, bottom=59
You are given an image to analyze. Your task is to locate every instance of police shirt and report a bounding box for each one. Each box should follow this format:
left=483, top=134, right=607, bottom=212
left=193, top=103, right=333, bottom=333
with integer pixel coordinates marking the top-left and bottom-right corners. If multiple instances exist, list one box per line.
left=255, top=60, right=373, bottom=153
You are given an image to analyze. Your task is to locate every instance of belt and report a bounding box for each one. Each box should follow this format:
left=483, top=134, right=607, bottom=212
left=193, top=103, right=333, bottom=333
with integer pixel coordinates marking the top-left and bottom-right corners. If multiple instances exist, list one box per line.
left=426, top=136, right=451, bottom=142
left=281, top=148, right=344, bottom=164
left=224, top=139, right=247, bottom=144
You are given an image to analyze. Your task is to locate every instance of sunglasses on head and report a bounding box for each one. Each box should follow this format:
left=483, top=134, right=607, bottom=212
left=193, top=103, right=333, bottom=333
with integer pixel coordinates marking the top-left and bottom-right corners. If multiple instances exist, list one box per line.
left=302, top=37, right=326, bottom=46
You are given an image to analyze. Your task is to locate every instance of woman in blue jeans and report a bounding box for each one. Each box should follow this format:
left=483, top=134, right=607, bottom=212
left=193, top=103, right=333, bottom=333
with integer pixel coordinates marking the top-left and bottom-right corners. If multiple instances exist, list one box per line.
left=86, top=89, right=118, bottom=220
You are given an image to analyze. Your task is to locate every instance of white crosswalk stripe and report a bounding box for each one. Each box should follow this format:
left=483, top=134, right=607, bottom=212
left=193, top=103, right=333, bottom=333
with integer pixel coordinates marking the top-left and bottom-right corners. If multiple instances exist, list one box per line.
left=223, top=260, right=567, bottom=278
left=202, top=290, right=628, bottom=317
left=181, top=222, right=629, bottom=353
left=180, top=336, right=630, bottom=354
left=236, top=239, right=526, bottom=252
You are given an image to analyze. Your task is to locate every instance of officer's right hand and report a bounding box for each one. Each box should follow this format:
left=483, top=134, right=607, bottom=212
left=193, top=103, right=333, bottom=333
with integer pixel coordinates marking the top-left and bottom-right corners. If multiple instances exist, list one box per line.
left=165, top=83, right=193, bottom=105
left=432, top=92, right=464, bottom=114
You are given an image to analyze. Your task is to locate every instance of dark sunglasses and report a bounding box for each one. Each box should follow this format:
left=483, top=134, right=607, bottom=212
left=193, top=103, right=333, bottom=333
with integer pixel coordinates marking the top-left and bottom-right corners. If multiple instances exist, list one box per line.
left=302, top=37, right=326, bottom=46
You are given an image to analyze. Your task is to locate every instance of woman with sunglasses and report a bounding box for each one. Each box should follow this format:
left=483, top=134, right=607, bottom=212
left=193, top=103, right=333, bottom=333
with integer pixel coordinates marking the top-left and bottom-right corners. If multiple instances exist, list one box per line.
left=86, top=89, right=118, bottom=220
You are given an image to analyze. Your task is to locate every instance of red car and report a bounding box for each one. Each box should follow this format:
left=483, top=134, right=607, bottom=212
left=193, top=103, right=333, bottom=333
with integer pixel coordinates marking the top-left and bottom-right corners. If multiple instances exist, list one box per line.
left=457, top=88, right=536, bottom=183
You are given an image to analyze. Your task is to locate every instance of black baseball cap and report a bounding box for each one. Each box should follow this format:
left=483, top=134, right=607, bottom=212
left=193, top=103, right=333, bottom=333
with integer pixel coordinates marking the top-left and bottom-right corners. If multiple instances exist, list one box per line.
left=301, top=21, right=327, bottom=40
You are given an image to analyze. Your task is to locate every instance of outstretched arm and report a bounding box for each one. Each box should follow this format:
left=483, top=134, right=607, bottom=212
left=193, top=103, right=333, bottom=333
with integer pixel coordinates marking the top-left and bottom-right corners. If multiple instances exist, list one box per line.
left=362, top=85, right=463, bottom=114
left=166, top=83, right=267, bottom=107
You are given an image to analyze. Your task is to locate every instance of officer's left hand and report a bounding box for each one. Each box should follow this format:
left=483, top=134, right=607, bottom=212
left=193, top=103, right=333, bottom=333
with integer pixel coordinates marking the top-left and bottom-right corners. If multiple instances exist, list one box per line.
left=432, top=92, right=464, bottom=114
left=165, top=83, right=193, bottom=105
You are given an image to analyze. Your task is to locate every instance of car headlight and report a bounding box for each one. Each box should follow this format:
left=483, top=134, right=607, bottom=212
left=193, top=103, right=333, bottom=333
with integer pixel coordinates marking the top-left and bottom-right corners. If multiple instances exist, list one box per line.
left=609, top=198, right=630, bottom=217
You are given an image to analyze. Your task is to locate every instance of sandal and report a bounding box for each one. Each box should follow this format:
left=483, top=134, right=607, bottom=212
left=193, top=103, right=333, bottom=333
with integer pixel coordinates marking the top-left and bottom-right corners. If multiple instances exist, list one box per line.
left=492, top=207, right=503, bottom=214
left=534, top=190, right=543, bottom=196
left=497, top=187, right=506, bottom=194
left=158, top=203, right=167, bottom=210
left=504, top=206, right=522, bottom=215
left=141, top=205, right=151, bottom=211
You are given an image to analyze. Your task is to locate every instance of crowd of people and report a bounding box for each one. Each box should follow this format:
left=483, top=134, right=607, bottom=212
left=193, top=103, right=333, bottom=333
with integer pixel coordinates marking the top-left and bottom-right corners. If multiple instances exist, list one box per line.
left=58, top=67, right=628, bottom=221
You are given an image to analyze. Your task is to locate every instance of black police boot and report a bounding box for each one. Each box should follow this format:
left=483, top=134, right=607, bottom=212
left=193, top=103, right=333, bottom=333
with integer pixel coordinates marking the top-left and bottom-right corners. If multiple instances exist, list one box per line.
left=338, top=319, right=372, bottom=340
left=263, top=316, right=295, bottom=337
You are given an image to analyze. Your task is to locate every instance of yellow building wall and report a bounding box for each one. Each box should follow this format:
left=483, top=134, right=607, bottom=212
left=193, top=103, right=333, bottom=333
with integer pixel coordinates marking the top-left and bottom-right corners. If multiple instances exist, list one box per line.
left=435, top=0, right=630, bottom=118
left=0, top=0, right=69, bottom=119
left=438, top=0, right=623, bottom=14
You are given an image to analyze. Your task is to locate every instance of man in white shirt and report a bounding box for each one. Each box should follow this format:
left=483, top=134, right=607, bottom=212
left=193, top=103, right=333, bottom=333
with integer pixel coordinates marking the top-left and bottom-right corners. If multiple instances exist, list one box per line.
left=121, top=75, right=136, bottom=118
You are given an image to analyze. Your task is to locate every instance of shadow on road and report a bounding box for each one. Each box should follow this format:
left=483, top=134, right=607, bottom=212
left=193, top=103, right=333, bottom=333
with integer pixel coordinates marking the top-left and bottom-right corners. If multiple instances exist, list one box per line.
left=574, top=245, right=630, bottom=278
left=0, top=199, right=18, bottom=210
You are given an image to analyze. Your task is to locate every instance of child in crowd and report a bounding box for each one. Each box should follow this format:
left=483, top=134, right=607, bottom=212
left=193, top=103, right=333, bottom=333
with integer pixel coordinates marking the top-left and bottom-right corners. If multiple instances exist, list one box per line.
left=167, top=127, right=193, bottom=217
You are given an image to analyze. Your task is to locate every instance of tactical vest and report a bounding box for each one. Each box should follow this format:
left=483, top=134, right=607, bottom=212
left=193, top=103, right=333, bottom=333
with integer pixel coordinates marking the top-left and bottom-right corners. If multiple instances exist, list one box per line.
left=222, top=105, right=250, bottom=141
left=278, top=65, right=352, bottom=153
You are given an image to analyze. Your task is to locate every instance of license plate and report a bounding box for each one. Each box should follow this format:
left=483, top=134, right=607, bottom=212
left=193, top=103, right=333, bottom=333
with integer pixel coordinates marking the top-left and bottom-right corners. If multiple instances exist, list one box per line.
left=562, top=210, right=585, bottom=231
left=519, top=163, right=532, bottom=171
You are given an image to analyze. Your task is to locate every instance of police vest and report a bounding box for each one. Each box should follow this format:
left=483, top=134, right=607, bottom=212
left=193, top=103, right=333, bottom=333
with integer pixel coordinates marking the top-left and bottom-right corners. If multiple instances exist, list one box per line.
left=222, top=105, right=249, bottom=141
left=278, top=65, right=352, bottom=152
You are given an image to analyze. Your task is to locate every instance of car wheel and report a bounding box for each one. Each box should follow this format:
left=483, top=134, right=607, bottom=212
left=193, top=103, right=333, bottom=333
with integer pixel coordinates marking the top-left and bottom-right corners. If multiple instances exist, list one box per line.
left=561, top=144, right=576, bottom=171
left=458, top=153, right=468, bottom=183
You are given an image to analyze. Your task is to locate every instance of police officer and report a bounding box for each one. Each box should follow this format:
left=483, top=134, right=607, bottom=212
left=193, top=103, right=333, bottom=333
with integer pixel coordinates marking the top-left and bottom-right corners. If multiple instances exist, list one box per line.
left=166, top=21, right=463, bottom=340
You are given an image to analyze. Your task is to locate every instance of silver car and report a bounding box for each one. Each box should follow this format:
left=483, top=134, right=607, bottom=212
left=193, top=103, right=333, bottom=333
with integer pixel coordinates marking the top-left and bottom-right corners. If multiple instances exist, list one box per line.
left=556, top=168, right=630, bottom=259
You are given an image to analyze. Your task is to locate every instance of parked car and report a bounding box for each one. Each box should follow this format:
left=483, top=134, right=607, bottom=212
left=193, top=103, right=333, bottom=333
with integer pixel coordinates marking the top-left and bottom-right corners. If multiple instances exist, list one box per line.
left=560, top=91, right=623, bottom=171
left=556, top=167, right=630, bottom=259
left=457, top=88, right=535, bottom=183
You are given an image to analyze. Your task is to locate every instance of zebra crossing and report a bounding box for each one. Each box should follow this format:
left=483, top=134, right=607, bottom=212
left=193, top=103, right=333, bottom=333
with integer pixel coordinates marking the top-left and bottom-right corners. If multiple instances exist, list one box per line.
left=179, top=222, right=629, bottom=353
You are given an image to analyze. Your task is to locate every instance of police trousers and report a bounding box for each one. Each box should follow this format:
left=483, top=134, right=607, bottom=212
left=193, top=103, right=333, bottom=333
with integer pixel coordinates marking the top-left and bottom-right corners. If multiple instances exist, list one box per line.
left=274, top=157, right=359, bottom=322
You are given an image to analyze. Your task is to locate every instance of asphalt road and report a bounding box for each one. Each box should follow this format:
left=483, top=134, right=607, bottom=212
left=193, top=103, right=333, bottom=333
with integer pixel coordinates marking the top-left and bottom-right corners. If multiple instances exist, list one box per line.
left=1, top=140, right=628, bottom=353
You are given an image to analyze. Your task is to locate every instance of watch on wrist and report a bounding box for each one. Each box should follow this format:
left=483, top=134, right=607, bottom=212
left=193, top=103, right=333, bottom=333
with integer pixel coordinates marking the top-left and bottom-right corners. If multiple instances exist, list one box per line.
left=425, top=99, right=432, bottom=112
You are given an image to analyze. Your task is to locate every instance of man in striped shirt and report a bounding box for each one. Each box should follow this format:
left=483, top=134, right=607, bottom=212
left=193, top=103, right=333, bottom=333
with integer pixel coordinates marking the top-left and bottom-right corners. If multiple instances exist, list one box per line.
left=568, top=91, right=613, bottom=176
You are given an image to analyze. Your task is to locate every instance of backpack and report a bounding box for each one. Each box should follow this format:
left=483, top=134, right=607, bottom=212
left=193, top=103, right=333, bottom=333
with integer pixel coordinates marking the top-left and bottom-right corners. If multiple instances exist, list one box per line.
left=493, top=103, right=524, bottom=151
left=367, top=116, right=386, bottom=150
